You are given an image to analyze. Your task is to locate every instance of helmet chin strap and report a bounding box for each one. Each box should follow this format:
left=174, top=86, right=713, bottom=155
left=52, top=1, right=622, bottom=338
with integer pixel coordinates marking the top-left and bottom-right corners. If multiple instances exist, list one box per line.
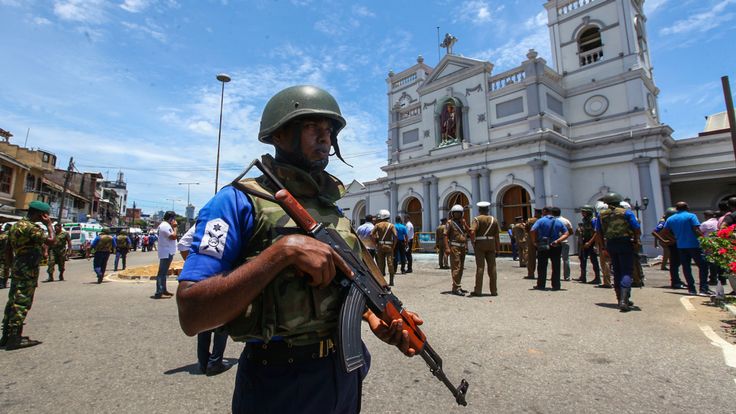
left=274, top=126, right=329, bottom=174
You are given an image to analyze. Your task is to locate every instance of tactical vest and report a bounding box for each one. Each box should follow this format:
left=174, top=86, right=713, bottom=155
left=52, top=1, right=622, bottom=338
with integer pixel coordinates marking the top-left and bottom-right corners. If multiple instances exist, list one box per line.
left=581, top=217, right=595, bottom=241
left=116, top=235, right=129, bottom=249
left=96, top=235, right=114, bottom=253
left=51, top=231, right=69, bottom=252
left=600, top=208, right=633, bottom=240
left=224, top=156, right=360, bottom=346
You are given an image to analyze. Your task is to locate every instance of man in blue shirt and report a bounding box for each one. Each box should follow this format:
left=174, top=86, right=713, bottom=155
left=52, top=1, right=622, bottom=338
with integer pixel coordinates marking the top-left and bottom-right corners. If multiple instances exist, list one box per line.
left=531, top=206, right=570, bottom=291
left=661, top=202, right=711, bottom=296
left=651, top=208, right=685, bottom=289
left=175, top=85, right=422, bottom=413
left=393, top=216, right=408, bottom=274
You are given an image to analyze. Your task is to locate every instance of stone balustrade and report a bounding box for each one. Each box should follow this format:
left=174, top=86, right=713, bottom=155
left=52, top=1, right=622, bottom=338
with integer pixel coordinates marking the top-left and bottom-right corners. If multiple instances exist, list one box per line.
left=489, top=68, right=526, bottom=92
left=557, top=0, right=598, bottom=16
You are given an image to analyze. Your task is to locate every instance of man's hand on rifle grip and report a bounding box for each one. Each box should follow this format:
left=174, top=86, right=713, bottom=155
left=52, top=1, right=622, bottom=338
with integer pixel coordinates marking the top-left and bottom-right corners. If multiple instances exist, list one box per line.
left=278, top=235, right=354, bottom=288
left=364, top=309, right=424, bottom=357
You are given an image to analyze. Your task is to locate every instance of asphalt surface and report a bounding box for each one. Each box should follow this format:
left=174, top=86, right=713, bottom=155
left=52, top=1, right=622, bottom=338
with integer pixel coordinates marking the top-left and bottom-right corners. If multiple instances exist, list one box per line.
left=1, top=250, right=735, bottom=413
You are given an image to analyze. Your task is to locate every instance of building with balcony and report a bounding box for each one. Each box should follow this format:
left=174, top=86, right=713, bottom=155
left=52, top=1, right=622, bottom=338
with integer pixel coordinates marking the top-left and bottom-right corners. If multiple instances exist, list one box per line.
left=337, top=0, right=735, bottom=258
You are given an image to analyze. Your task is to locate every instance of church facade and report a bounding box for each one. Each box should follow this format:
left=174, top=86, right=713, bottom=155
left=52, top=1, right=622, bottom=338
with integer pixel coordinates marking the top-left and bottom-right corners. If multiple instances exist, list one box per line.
left=337, top=0, right=735, bottom=257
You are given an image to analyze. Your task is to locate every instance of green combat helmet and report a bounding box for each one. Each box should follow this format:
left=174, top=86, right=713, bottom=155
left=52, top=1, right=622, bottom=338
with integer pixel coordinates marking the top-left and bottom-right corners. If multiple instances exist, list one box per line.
left=600, top=192, right=624, bottom=206
left=258, top=85, right=350, bottom=166
left=664, top=207, right=677, bottom=218
left=581, top=205, right=594, bottom=213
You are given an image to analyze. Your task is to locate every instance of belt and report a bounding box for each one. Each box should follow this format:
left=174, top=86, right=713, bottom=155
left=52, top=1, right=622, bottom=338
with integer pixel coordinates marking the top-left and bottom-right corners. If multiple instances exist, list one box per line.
left=450, top=241, right=466, bottom=247
left=475, top=236, right=492, bottom=240
left=244, top=338, right=335, bottom=366
left=379, top=241, right=393, bottom=245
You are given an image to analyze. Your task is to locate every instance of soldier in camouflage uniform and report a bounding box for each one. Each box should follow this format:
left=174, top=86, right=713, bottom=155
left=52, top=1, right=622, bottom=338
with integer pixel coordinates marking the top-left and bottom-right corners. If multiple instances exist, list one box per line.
left=595, top=193, right=641, bottom=312
left=45, top=222, right=71, bottom=282
left=0, top=224, right=9, bottom=289
left=175, top=85, right=422, bottom=412
left=511, top=216, right=527, bottom=268
left=1, top=200, right=55, bottom=350
left=370, top=209, right=397, bottom=286
left=89, top=228, right=116, bottom=284
left=435, top=218, right=449, bottom=269
left=524, top=213, right=540, bottom=279
left=575, top=205, right=601, bottom=284
left=114, top=231, right=132, bottom=271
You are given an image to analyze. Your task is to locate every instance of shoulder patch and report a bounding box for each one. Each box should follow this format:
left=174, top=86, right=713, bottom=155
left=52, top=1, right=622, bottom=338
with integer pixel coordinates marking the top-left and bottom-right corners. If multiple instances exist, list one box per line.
left=199, top=218, right=229, bottom=260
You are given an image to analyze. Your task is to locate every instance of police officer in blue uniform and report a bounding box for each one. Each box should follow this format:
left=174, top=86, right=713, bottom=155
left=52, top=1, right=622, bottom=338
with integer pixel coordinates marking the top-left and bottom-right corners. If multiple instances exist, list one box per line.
left=176, top=85, right=422, bottom=413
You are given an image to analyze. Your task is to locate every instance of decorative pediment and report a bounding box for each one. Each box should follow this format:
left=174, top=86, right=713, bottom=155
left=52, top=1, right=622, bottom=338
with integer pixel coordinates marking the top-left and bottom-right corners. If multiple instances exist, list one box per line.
left=417, top=55, right=492, bottom=95
left=344, top=179, right=366, bottom=194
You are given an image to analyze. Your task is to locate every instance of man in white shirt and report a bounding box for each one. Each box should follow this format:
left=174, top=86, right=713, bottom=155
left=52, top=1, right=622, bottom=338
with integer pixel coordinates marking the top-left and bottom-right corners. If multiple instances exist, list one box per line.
left=153, top=211, right=178, bottom=299
left=356, top=215, right=376, bottom=260
left=405, top=216, right=415, bottom=273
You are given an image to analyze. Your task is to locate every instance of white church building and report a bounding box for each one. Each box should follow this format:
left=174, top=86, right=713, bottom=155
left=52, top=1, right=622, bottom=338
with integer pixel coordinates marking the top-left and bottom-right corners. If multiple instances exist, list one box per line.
left=337, top=0, right=736, bottom=257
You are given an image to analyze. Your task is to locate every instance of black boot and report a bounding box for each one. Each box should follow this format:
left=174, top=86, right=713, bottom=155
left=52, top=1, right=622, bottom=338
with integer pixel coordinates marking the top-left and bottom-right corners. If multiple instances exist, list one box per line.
left=58, top=272, right=64, bottom=281
left=587, top=277, right=601, bottom=285
left=389, top=274, right=394, bottom=287
left=4, top=327, right=41, bottom=350
left=43, top=275, right=53, bottom=283
left=0, top=326, right=8, bottom=348
left=0, top=278, right=6, bottom=289
left=575, top=275, right=587, bottom=283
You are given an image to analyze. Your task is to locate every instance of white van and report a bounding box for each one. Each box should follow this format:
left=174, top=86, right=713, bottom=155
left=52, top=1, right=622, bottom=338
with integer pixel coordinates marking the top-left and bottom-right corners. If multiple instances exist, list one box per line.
left=63, top=223, right=103, bottom=257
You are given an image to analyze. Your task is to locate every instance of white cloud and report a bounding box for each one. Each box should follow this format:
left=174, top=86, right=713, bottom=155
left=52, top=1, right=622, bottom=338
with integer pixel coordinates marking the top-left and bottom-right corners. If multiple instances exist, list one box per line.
left=33, top=16, right=53, bottom=25
left=659, top=0, right=736, bottom=36
left=53, top=0, right=107, bottom=23
left=352, top=5, right=375, bottom=17
left=473, top=19, right=551, bottom=71
left=121, top=19, right=167, bottom=42
left=524, top=11, right=546, bottom=30
left=454, top=0, right=494, bottom=25
left=290, top=0, right=312, bottom=5
left=120, top=0, right=153, bottom=13
left=644, top=0, right=668, bottom=15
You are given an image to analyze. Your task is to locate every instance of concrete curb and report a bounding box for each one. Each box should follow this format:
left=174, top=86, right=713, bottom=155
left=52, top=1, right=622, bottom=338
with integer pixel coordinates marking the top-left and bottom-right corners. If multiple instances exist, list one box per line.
left=726, top=304, right=736, bottom=318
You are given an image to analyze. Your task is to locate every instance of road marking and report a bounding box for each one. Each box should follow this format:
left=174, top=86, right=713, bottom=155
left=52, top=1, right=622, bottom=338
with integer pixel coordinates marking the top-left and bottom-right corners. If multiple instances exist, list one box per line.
left=699, top=324, right=736, bottom=368
left=680, top=296, right=696, bottom=312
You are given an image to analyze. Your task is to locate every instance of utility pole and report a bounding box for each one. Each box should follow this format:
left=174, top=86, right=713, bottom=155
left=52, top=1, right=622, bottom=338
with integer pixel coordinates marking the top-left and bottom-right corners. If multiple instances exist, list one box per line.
left=177, top=182, right=200, bottom=206
left=721, top=76, right=736, bottom=163
left=58, top=157, right=74, bottom=221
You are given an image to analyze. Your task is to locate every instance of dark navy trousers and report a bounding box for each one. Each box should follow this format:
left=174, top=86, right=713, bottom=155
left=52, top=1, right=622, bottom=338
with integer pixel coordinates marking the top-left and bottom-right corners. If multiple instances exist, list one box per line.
left=232, top=343, right=370, bottom=414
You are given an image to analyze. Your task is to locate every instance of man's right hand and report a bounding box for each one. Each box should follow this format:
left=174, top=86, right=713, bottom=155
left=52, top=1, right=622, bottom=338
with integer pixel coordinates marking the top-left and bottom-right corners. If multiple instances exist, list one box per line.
left=277, top=235, right=353, bottom=288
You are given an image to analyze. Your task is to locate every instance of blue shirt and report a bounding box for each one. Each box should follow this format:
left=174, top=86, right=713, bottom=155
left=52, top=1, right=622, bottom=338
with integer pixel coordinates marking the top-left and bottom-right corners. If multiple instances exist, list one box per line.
left=654, top=219, right=665, bottom=233
left=395, top=223, right=408, bottom=242
left=593, top=209, right=640, bottom=233
left=178, top=186, right=255, bottom=283
left=664, top=211, right=700, bottom=249
left=531, top=215, right=568, bottom=240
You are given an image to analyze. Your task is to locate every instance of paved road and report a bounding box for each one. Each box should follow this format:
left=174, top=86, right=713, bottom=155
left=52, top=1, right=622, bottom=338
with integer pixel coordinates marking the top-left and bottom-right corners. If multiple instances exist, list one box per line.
left=1, top=250, right=735, bottom=413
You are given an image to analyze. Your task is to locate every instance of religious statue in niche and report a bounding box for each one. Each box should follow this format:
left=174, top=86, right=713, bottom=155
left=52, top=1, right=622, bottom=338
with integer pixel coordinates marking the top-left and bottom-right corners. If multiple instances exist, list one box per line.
left=439, top=99, right=463, bottom=147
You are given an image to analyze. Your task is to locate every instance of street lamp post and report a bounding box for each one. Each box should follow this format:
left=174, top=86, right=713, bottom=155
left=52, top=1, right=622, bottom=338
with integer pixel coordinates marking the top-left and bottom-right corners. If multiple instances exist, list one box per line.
left=215, top=73, right=231, bottom=195
left=165, top=198, right=181, bottom=213
left=177, top=182, right=200, bottom=206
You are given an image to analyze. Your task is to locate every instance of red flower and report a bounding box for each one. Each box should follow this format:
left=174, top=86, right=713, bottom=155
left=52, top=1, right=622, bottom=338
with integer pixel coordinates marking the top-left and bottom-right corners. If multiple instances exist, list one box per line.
left=719, top=248, right=728, bottom=254
left=731, top=262, right=736, bottom=273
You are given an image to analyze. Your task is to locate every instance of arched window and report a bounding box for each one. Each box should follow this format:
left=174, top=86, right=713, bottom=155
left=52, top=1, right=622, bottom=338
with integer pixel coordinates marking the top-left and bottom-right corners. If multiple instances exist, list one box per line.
left=578, top=27, right=603, bottom=66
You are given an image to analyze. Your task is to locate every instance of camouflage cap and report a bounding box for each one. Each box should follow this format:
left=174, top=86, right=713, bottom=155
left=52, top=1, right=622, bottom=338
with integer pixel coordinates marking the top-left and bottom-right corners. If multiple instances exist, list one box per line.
left=28, top=200, right=51, bottom=213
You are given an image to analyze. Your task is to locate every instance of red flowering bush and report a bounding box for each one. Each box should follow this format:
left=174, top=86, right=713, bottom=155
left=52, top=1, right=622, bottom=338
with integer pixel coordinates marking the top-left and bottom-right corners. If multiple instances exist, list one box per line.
left=701, top=224, right=736, bottom=274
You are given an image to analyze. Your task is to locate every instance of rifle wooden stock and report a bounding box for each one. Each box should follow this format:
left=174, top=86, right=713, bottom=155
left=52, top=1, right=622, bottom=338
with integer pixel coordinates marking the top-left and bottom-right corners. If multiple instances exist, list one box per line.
left=274, top=189, right=318, bottom=232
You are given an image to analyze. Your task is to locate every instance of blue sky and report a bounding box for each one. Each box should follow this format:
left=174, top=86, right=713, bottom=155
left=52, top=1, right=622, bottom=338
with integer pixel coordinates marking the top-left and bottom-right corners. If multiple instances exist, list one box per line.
left=1, top=0, right=734, bottom=216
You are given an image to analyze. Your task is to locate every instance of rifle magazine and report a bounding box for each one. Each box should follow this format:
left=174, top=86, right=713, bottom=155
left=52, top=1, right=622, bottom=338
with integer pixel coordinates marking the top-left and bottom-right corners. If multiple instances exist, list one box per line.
left=338, top=284, right=367, bottom=373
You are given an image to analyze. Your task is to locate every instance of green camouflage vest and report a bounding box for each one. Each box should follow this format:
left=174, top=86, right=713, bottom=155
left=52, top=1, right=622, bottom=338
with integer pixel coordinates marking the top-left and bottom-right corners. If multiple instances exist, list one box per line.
left=116, top=235, right=129, bottom=249
left=600, top=207, right=633, bottom=240
left=581, top=217, right=595, bottom=240
left=224, top=155, right=360, bottom=346
left=0, top=233, right=8, bottom=265
left=96, top=235, right=114, bottom=253
left=51, top=231, right=70, bottom=253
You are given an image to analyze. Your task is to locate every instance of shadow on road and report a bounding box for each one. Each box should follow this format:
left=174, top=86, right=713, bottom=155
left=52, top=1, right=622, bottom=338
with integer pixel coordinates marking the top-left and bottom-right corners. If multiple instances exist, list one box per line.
left=164, top=358, right=239, bottom=376
left=595, top=303, right=642, bottom=311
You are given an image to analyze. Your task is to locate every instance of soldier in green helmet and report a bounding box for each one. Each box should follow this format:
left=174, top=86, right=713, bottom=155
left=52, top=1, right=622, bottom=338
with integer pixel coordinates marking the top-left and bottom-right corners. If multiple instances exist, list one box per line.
left=176, top=85, right=422, bottom=412
left=1, top=200, right=56, bottom=350
left=89, top=228, right=116, bottom=284
left=44, top=222, right=71, bottom=282
left=594, top=192, right=641, bottom=312
left=575, top=205, right=601, bottom=284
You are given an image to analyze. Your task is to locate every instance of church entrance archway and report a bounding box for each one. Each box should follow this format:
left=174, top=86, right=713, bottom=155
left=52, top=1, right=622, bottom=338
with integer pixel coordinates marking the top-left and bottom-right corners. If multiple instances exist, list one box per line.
left=500, top=186, right=532, bottom=229
left=445, top=191, right=470, bottom=222
left=403, top=196, right=423, bottom=232
left=353, top=201, right=366, bottom=227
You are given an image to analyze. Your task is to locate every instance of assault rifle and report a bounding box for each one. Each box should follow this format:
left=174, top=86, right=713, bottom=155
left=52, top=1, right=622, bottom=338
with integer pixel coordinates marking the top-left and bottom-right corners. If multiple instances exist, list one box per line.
left=232, top=158, right=469, bottom=406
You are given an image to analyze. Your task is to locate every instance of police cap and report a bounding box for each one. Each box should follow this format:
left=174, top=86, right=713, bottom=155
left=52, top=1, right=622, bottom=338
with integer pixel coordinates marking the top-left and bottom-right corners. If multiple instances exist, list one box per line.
left=476, top=201, right=490, bottom=208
